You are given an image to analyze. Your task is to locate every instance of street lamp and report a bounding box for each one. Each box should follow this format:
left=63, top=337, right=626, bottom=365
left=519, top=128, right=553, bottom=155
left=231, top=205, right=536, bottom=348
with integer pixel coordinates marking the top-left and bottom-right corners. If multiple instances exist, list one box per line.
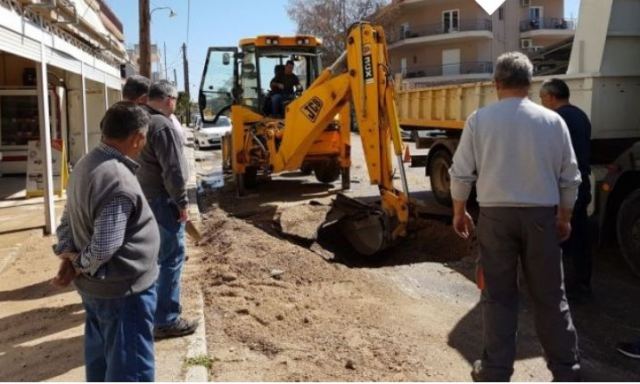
left=139, top=1, right=177, bottom=78
left=151, top=6, right=177, bottom=18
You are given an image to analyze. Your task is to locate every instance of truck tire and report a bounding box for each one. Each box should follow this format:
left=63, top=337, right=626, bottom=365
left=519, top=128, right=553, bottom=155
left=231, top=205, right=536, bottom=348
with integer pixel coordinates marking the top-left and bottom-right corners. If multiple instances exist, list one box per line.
left=314, top=160, right=341, bottom=184
left=428, top=149, right=453, bottom=207
left=617, top=189, right=640, bottom=277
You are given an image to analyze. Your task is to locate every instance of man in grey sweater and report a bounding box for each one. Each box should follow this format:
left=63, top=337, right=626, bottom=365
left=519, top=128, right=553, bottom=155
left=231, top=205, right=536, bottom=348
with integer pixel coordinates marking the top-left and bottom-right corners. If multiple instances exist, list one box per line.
left=449, top=52, right=582, bottom=381
left=137, top=80, right=198, bottom=339
left=53, top=102, right=160, bottom=381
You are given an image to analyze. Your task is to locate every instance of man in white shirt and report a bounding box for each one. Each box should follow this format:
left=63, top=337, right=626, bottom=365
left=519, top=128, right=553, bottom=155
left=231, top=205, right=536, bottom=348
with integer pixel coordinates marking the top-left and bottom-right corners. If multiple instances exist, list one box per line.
left=449, top=52, right=582, bottom=381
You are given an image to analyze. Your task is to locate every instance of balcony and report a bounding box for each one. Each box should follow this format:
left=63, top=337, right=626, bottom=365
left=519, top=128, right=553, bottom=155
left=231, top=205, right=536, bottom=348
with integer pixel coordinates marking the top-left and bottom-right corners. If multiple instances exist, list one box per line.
left=520, top=17, right=576, bottom=38
left=97, top=0, right=124, bottom=35
left=388, top=19, right=493, bottom=46
left=397, top=61, right=493, bottom=79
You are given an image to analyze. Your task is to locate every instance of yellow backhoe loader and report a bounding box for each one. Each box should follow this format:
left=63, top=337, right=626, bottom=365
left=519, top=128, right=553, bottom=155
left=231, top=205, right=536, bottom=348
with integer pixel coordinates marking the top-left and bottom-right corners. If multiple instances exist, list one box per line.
left=198, top=22, right=413, bottom=255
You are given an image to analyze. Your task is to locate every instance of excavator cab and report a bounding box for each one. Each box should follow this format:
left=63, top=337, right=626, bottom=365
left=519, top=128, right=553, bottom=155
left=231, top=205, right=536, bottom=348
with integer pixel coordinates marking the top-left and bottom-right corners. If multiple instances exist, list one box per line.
left=198, top=36, right=350, bottom=194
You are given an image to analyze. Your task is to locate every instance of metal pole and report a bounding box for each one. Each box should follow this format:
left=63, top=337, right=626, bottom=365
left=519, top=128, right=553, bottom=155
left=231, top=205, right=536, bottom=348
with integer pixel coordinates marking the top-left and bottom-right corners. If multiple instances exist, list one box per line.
left=182, top=42, right=191, bottom=125
left=37, top=37, right=55, bottom=234
left=139, top=0, right=151, bottom=77
left=164, top=41, right=168, bottom=80
left=173, top=68, right=178, bottom=86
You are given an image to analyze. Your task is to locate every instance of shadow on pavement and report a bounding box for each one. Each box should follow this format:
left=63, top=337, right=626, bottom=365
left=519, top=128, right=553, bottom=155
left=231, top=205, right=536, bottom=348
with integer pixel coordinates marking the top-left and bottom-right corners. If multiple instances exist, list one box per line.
left=0, top=335, right=84, bottom=381
left=0, top=303, right=85, bottom=381
left=0, top=280, right=73, bottom=302
left=0, top=303, right=84, bottom=346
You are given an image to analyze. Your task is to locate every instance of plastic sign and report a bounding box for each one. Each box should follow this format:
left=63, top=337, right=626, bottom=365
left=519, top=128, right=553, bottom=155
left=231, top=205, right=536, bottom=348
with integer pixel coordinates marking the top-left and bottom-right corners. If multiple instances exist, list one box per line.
left=475, top=0, right=507, bottom=15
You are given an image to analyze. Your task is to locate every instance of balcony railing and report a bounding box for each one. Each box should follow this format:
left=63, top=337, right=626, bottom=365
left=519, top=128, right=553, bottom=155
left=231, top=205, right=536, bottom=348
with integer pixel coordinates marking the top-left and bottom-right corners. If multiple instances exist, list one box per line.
left=388, top=18, right=492, bottom=44
left=96, top=0, right=124, bottom=34
left=396, top=61, right=494, bottom=79
left=520, top=17, right=576, bottom=32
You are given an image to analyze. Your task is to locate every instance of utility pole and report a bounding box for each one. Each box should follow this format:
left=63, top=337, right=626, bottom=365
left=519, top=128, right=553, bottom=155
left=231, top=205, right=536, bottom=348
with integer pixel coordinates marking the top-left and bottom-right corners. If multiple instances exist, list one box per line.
left=163, top=41, right=168, bottom=80
left=182, top=42, right=191, bottom=125
left=173, top=68, right=178, bottom=86
left=139, top=0, right=151, bottom=77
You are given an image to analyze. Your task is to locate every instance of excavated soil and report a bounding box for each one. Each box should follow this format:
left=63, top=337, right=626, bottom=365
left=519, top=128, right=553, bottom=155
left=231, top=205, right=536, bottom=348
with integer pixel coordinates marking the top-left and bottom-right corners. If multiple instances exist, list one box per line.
left=193, top=207, right=477, bottom=381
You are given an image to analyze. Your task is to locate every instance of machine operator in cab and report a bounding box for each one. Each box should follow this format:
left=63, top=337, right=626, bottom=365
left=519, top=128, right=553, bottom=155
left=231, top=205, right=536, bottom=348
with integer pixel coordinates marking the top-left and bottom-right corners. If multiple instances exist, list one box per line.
left=270, top=60, right=300, bottom=116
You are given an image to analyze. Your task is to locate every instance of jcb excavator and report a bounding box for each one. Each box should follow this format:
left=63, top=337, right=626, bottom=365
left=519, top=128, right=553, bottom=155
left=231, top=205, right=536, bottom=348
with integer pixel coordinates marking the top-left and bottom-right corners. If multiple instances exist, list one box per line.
left=198, top=22, right=413, bottom=255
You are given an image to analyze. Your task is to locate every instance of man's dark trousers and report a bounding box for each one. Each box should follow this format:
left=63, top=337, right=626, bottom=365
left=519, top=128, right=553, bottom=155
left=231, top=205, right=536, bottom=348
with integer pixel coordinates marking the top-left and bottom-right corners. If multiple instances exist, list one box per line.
left=477, top=207, right=580, bottom=381
left=562, top=179, right=592, bottom=290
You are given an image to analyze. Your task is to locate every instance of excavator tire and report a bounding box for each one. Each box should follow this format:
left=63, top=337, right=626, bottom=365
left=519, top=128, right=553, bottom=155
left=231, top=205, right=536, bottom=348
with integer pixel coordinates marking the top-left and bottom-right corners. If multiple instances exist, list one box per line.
left=300, top=163, right=313, bottom=176
left=313, top=160, right=341, bottom=184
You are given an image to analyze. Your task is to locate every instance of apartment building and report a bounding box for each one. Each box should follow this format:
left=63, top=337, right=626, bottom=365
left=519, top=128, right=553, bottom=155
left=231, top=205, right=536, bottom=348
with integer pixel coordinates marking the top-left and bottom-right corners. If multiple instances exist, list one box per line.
left=374, top=0, right=576, bottom=86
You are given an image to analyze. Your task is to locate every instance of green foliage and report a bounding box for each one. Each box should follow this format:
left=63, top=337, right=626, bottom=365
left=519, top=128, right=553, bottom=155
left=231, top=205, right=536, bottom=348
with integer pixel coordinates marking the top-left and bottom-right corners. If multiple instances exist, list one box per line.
left=286, top=0, right=389, bottom=63
left=184, top=355, right=215, bottom=370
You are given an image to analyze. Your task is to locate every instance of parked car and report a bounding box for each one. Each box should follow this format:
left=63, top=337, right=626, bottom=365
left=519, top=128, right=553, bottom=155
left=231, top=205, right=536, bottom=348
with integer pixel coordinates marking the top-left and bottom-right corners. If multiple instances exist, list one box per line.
left=193, top=115, right=232, bottom=149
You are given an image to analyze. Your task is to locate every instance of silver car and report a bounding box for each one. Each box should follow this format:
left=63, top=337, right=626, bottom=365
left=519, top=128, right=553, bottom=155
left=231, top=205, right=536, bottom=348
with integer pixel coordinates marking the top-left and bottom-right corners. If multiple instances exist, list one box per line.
left=193, top=115, right=232, bottom=149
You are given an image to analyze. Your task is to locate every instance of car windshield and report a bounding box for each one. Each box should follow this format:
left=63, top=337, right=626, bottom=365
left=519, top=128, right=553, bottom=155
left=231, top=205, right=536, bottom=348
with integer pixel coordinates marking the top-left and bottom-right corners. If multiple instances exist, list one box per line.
left=203, top=116, right=231, bottom=127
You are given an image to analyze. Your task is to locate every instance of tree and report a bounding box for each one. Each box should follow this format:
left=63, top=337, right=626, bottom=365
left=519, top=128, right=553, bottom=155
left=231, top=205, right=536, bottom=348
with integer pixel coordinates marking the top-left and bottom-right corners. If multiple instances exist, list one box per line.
left=286, top=0, right=389, bottom=64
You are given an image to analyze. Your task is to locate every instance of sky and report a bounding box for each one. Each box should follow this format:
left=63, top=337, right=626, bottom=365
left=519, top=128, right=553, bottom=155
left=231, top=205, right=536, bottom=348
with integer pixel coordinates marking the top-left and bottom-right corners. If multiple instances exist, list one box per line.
left=105, top=0, right=581, bottom=99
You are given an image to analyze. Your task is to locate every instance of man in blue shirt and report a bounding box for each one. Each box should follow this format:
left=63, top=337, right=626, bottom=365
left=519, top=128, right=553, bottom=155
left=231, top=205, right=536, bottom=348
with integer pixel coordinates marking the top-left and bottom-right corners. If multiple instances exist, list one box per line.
left=540, top=78, right=593, bottom=302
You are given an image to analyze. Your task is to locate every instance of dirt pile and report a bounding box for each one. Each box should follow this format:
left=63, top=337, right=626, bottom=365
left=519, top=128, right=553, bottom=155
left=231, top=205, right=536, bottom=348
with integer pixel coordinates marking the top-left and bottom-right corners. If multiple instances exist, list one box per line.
left=194, top=208, right=456, bottom=381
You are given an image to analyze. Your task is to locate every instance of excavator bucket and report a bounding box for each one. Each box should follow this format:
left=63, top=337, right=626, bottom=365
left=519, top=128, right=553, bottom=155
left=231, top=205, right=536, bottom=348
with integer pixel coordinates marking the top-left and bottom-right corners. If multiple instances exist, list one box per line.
left=324, top=194, right=392, bottom=256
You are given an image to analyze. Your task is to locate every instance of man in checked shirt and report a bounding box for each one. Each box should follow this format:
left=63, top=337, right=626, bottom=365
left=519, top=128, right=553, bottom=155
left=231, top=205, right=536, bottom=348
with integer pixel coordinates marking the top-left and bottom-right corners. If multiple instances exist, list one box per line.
left=52, top=102, right=160, bottom=381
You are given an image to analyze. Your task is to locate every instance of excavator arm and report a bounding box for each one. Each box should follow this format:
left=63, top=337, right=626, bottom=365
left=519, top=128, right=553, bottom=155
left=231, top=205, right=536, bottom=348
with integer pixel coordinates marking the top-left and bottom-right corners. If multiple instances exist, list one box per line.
left=272, top=22, right=411, bottom=254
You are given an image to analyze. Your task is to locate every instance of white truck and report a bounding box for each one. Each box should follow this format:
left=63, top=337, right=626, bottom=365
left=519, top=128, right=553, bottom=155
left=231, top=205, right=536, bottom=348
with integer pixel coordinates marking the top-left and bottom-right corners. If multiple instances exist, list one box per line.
left=395, top=0, right=640, bottom=275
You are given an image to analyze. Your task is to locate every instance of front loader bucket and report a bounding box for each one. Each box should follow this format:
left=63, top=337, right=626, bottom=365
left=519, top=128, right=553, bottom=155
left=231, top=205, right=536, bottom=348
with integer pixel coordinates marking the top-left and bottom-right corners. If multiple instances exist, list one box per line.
left=325, top=194, right=393, bottom=256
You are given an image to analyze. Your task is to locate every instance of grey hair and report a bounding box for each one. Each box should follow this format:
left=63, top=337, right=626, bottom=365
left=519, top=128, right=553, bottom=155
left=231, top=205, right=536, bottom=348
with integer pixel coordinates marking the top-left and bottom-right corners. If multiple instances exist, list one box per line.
left=122, top=75, right=150, bottom=101
left=101, top=101, right=150, bottom=140
left=148, top=80, right=178, bottom=101
left=540, top=78, right=571, bottom=100
left=493, top=52, right=533, bottom=89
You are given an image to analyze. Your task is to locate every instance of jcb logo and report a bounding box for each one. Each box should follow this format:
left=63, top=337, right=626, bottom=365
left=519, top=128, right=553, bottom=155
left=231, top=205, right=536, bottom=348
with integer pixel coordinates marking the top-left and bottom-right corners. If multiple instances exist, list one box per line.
left=363, top=54, right=374, bottom=84
left=301, top=97, right=323, bottom=123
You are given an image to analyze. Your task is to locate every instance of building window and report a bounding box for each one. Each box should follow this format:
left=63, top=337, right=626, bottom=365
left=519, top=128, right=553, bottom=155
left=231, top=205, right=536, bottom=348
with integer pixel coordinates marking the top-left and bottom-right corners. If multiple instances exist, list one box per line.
left=400, top=22, right=410, bottom=38
left=443, top=9, right=459, bottom=33
left=498, top=6, right=504, bottom=20
left=529, top=7, right=543, bottom=22
left=0, top=95, right=40, bottom=146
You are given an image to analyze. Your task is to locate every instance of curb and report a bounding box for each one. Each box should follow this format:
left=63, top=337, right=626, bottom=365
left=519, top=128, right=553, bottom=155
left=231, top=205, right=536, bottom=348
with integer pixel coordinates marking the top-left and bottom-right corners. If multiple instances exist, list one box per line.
left=184, top=289, right=208, bottom=382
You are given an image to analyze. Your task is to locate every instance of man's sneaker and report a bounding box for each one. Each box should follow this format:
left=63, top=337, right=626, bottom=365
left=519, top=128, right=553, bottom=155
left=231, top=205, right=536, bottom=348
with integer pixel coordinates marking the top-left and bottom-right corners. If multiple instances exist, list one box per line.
left=154, top=317, right=199, bottom=340
left=471, top=360, right=484, bottom=382
left=617, top=340, right=640, bottom=359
